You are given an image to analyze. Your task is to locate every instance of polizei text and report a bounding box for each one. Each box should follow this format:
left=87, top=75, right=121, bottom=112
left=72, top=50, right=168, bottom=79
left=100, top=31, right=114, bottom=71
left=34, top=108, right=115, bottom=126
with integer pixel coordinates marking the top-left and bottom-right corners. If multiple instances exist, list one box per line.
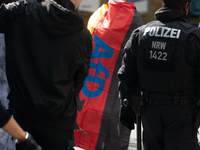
left=143, top=27, right=181, bottom=39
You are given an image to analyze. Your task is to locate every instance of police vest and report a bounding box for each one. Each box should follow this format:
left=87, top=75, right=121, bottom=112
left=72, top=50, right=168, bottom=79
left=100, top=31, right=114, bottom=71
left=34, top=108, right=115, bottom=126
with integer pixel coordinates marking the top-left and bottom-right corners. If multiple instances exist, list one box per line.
left=137, top=20, right=199, bottom=94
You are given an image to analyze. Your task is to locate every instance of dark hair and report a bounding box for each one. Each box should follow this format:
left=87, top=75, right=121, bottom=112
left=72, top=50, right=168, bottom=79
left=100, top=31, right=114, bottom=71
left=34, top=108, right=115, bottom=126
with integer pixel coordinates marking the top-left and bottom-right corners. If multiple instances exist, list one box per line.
left=162, top=0, right=191, bottom=9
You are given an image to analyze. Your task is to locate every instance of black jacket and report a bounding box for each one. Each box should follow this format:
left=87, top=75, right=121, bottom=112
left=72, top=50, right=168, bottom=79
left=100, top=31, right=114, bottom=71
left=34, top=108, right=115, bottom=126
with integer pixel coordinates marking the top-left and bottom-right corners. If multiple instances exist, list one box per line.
left=0, top=101, right=12, bottom=127
left=0, top=0, right=92, bottom=129
left=118, top=8, right=200, bottom=100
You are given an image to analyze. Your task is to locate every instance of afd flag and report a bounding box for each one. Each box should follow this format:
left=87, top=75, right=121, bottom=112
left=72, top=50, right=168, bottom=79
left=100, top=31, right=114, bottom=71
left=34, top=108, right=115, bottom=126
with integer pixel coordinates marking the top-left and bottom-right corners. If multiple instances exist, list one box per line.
left=74, top=0, right=143, bottom=150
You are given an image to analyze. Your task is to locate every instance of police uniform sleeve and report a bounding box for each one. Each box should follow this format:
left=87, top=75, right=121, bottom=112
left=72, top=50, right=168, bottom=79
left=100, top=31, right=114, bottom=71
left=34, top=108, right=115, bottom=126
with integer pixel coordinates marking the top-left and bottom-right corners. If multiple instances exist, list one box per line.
left=187, top=29, right=200, bottom=128
left=194, top=31, right=200, bottom=97
left=117, top=28, right=140, bottom=130
left=118, top=28, right=140, bottom=100
left=185, top=29, right=200, bottom=97
left=194, top=29, right=200, bottom=98
left=0, top=101, right=12, bottom=127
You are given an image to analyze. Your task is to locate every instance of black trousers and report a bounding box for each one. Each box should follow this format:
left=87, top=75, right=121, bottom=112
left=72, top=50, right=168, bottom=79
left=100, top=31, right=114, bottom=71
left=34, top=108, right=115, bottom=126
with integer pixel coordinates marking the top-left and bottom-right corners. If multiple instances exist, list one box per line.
left=14, top=114, right=75, bottom=150
left=142, top=105, right=199, bottom=150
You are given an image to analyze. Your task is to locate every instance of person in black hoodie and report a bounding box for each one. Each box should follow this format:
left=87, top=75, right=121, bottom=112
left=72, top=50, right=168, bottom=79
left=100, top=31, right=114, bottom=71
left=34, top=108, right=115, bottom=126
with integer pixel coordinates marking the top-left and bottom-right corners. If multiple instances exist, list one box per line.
left=117, top=0, right=200, bottom=149
left=0, top=0, right=92, bottom=149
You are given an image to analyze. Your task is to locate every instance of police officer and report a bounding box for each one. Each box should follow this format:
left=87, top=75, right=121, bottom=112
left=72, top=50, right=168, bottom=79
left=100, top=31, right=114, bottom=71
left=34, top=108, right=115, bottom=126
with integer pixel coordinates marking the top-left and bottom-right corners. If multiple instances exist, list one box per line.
left=117, top=0, right=200, bottom=149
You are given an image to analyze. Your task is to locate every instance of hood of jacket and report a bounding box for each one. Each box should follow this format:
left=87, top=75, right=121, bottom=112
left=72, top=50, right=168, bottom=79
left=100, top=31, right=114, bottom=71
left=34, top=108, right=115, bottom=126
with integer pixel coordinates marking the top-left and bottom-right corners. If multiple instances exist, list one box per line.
left=154, top=7, right=189, bottom=23
left=37, top=0, right=85, bottom=37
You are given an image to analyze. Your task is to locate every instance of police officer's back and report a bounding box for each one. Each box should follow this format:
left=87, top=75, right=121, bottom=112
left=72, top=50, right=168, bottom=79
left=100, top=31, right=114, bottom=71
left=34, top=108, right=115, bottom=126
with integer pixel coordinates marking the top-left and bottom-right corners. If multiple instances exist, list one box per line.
left=117, top=0, right=200, bottom=149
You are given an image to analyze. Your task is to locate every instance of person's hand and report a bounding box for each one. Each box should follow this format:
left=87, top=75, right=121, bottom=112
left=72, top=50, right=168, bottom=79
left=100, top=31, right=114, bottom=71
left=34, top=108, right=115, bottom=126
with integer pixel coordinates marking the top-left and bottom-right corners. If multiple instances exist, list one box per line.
left=16, top=132, right=42, bottom=150
left=120, top=101, right=136, bottom=130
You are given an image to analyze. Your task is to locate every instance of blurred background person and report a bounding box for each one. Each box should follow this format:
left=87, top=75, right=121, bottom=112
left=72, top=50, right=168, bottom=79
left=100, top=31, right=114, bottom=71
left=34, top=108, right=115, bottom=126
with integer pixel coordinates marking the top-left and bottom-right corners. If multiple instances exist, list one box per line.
left=0, top=0, right=18, bottom=149
left=190, top=0, right=200, bottom=27
left=0, top=32, right=12, bottom=150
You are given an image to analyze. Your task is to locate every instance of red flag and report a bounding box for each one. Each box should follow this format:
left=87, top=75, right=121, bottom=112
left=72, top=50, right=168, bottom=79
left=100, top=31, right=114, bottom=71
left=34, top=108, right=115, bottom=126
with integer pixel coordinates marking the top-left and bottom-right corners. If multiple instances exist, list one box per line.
left=75, top=1, right=143, bottom=149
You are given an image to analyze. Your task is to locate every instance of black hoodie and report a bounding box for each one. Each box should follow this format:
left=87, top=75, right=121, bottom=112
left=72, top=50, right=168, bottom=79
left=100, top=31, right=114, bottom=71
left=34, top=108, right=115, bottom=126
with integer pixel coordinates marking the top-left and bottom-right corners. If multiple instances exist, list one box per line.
left=0, top=101, right=12, bottom=127
left=155, top=7, right=189, bottom=22
left=0, top=0, right=92, bottom=129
